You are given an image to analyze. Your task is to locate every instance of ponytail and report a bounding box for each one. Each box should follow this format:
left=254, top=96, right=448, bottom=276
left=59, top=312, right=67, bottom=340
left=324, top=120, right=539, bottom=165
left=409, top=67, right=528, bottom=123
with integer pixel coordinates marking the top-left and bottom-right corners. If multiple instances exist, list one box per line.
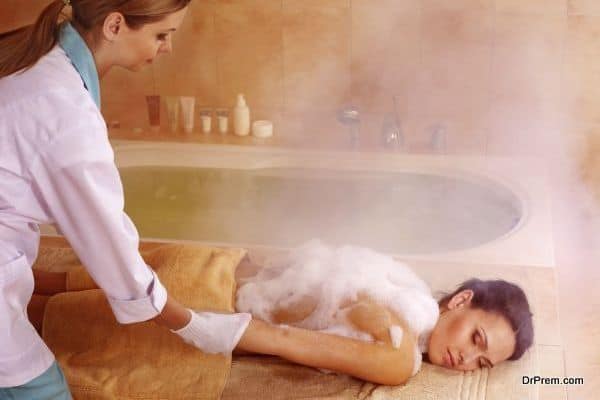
left=0, top=0, right=67, bottom=78
left=0, top=0, right=192, bottom=80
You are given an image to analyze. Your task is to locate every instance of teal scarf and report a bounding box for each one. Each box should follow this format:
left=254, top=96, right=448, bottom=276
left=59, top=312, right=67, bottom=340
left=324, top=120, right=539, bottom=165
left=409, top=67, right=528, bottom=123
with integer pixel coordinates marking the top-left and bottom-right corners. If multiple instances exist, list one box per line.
left=58, top=22, right=101, bottom=109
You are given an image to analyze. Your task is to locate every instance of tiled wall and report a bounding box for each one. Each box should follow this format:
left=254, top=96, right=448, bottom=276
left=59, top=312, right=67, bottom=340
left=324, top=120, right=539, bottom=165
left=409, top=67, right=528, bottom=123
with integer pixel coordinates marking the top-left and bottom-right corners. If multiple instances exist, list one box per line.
left=2, top=0, right=600, bottom=155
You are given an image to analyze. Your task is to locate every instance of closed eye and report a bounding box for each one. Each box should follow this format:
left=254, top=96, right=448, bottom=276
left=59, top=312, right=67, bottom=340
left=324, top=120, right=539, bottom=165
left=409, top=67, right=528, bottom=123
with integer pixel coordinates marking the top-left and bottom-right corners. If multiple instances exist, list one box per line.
left=472, top=330, right=482, bottom=346
left=474, top=328, right=494, bottom=368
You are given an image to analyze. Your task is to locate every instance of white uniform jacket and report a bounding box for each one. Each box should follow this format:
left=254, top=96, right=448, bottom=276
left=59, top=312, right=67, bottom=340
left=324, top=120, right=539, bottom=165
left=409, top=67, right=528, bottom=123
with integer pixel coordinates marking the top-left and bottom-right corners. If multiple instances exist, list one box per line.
left=0, top=46, right=168, bottom=387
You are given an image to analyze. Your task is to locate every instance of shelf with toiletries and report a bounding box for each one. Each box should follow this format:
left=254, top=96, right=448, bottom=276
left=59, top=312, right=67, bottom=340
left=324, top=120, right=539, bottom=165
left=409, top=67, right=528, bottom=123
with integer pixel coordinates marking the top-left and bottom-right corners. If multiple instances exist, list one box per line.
left=124, top=93, right=276, bottom=142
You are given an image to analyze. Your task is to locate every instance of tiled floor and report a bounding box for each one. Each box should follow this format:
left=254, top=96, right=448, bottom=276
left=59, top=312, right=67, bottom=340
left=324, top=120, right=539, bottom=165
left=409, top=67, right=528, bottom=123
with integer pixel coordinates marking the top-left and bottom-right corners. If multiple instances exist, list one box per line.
left=548, top=176, right=600, bottom=400
left=509, top=227, right=600, bottom=400
left=555, top=247, right=600, bottom=400
left=529, top=268, right=567, bottom=400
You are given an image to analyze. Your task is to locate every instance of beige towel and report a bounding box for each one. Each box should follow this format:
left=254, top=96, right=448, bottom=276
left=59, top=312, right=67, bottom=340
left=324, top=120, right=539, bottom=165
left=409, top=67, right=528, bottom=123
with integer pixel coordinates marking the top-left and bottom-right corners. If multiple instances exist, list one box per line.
left=221, top=352, right=536, bottom=400
left=41, top=244, right=246, bottom=400
left=35, top=241, right=538, bottom=400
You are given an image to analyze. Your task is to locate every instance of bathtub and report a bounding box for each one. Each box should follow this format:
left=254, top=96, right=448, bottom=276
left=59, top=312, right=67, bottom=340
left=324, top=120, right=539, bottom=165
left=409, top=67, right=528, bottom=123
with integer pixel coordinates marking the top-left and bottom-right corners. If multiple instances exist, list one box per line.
left=84, top=139, right=555, bottom=268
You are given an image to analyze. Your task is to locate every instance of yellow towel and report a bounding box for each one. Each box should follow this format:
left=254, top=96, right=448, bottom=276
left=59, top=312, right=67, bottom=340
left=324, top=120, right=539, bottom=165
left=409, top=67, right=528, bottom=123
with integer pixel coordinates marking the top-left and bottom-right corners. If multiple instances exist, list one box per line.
left=41, top=244, right=246, bottom=400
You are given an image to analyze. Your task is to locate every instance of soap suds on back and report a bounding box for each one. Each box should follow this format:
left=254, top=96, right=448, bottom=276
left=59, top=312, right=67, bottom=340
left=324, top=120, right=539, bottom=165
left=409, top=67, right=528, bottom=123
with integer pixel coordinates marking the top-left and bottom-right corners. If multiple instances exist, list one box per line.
left=236, top=240, right=439, bottom=374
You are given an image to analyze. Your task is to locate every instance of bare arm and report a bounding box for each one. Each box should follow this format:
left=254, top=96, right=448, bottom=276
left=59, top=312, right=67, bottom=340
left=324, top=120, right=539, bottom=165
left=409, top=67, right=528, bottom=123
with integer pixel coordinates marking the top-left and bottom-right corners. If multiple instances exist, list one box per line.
left=236, top=318, right=416, bottom=386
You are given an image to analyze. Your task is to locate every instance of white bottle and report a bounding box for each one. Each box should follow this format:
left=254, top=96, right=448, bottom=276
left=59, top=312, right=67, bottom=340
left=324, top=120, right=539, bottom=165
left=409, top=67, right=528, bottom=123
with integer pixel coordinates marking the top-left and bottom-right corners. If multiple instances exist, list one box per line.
left=233, top=94, right=250, bottom=136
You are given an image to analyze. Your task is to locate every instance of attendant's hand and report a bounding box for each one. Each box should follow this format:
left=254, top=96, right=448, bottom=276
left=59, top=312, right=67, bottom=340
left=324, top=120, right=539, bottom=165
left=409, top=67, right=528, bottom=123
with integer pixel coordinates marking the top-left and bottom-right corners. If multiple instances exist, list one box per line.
left=172, top=309, right=252, bottom=354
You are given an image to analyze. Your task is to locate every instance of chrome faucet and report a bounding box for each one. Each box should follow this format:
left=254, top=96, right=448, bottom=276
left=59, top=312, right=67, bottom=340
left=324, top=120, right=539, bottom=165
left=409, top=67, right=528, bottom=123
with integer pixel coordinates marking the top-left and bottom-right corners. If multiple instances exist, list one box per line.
left=381, top=113, right=403, bottom=150
left=337, top=106, right=360, bottom=149
left=429, top=123, right=447, bottom=153
left=381, top=95, right=404, bottom=150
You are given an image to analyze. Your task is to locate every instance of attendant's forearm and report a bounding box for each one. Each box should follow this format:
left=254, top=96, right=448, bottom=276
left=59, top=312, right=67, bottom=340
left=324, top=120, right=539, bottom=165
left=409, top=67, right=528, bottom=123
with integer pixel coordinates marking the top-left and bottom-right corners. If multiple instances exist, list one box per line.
left=152, top=296, right=191, bottom=331
left=236, top=319, right=414, bottom=385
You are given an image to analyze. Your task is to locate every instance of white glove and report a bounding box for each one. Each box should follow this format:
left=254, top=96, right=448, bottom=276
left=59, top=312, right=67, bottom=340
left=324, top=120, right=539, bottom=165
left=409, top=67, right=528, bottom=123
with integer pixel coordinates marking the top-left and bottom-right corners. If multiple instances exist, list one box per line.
left=172, top=309, right=251, bottom=354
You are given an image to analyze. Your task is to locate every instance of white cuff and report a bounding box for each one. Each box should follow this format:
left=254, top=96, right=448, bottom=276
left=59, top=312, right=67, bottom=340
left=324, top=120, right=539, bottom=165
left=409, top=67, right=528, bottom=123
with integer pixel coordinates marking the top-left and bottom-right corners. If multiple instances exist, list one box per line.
left=107, top=269, right=167, bottom=324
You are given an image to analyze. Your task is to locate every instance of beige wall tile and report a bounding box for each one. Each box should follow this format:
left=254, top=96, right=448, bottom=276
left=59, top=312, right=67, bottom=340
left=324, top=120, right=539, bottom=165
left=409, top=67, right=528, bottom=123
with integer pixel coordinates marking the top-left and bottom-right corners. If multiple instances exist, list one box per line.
left=486, top=118, right=563, bottom=156
left=416, top=9, right=493, bottom=154
left=421, top=8, right=494, bottom=47
left=418, top=10, right=493, bottom=111
left=291, top=0, right=349, bottom=7
left=103, top=100, right=151, bottom=135
left=154, top=1, right=217, bottom=106
left=0, top=0, right=21, bottom=31
left=564, top=16, right=600, bottom=125
left=101, top=67, right=156, bottom=132
left=422, top=0, right=494, bottom=12
left=0, top=0, right=51, bottom=32
left=564, top=16, right=600, bottom=128
left=400, top=115, right=488, bottom=154
left=569, top=0, right=600, bottom=15
left=418, top=44, right=492, bottom=118
left=487, top=15, right=566, bottom=156
left=356, top=112, right=388, bottom=150
left=496, top=0, right=568, bottom=15
left=281, top=110, right=351, bottom=150
left=492, top=14, right=566, bottom=95
left=215, top=0, right=283, bottom=113
left=283, top=0, right=351, bottom=115
left=443, top=121, right=487, bottom=154
left=574, top=122, right=600, bottom=203
left=351, top=0, right=421, bottom=116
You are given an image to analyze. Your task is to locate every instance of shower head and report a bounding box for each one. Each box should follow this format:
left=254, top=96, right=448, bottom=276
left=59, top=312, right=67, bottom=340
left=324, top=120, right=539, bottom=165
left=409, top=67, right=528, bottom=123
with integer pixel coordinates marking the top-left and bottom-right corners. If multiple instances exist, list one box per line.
left=337, top=106, right=361, bottom=125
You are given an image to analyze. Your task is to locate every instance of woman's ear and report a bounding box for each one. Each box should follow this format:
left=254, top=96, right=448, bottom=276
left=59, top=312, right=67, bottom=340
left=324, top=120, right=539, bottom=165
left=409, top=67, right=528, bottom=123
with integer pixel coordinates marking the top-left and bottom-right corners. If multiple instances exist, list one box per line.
left=102, top=12, right=125, bottom=41
left=447, top=289, right=474, bottom=310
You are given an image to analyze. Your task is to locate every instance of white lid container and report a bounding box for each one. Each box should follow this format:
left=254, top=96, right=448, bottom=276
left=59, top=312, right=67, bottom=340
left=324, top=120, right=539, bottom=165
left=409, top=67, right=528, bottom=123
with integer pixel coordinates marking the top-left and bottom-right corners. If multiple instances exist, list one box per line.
left=252, top=120, right=273, bottom=138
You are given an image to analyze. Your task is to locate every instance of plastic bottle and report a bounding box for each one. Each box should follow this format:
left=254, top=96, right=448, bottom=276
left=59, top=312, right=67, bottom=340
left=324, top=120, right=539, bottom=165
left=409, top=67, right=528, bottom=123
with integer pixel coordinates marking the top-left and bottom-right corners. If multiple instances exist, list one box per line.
left=233, top=94, right=250, bottom=136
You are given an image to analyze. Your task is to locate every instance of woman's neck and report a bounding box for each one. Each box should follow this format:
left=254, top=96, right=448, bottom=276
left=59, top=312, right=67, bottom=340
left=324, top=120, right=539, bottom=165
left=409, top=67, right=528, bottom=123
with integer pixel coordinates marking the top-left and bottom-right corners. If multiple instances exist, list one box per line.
left=71, top=22, right=112, bottom=79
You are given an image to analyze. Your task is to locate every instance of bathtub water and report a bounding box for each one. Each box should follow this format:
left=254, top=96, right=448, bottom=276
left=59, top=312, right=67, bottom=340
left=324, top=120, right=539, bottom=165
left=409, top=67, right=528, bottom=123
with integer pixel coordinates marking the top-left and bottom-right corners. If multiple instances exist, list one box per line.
left=107, top=141, right=554, bottom=266
left=120, top=166, right=522, bottom=254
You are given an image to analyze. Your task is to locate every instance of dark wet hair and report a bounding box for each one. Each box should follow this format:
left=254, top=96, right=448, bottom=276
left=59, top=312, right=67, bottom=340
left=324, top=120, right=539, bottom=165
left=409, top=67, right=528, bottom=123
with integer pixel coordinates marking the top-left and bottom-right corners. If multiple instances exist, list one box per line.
left=439, top=278, right=534, bottom=361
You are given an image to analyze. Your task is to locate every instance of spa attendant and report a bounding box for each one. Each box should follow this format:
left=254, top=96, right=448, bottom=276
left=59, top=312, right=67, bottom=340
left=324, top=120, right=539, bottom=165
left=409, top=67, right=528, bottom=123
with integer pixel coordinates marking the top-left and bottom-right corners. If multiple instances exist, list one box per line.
left=0, top=1, right=251, bottom=398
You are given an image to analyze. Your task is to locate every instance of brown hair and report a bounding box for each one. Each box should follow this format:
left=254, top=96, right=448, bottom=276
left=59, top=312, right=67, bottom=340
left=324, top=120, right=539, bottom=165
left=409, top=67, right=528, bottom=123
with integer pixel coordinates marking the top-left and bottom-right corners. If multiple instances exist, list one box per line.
left=439, top=279, right=534, bottom=361
left=0, top=0, right=191, bottom=79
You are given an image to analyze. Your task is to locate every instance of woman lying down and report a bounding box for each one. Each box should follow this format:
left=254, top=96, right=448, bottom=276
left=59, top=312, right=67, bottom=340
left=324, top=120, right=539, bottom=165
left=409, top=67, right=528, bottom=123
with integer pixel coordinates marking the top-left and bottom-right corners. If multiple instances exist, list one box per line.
left=30, top=240, right=534, bottom=386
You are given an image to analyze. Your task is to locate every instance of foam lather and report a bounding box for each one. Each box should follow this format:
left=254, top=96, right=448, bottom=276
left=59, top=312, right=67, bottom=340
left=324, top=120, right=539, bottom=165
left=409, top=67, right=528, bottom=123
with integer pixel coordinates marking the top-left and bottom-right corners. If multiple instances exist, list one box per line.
left=236, top=239, right=440, bottom=376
